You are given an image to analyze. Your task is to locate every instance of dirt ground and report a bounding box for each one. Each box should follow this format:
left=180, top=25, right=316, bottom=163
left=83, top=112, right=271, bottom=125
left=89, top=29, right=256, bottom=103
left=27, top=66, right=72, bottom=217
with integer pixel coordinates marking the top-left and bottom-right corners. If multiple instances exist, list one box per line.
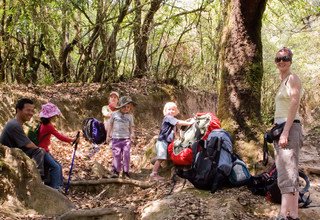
left=49, top=123, right=320, bottom=220
left=0, top=82, right=320, bottom=219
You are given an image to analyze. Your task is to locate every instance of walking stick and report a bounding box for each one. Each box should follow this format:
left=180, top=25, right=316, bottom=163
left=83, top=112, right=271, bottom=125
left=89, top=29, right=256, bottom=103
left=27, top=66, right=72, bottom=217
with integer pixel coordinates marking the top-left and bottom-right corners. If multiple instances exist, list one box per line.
left=65, top=131, right=80, bottom=194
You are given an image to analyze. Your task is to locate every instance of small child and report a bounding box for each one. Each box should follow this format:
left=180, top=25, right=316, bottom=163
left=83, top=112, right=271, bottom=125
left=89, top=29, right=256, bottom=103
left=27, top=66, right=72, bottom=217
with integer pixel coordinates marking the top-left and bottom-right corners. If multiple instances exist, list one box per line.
left=150, top=102, right=195, bottom=181
left=37, top=102, right=79, bottom=190
left=102, top=91, right=119, bottom=136
left=107, top=96, right=135, bottom=179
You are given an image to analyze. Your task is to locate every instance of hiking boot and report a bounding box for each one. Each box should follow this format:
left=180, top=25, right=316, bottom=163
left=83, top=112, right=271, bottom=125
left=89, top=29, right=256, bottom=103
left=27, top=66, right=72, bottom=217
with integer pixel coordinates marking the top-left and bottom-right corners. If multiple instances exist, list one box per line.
left=123, top=172, right=131, bottom=179
left=274, top=216, right=286, bottom=220
left=286, top=217, right=300, bottom=220
left=150, top=173, right=165, bottom=181
left=110, top=171, right=119, bottom=178
left=151, top=157, right=157, bottom=165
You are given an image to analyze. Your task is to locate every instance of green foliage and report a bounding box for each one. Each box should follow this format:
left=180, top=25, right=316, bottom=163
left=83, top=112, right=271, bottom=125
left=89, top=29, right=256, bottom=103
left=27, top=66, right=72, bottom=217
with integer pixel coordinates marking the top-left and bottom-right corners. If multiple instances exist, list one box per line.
left=0, top=0, right=319, bottom=110
left=38, top=74, right=55, bottom=86
left=0, top=159, right=3, bottom=171
left=261, top=0, right=320, bottom=123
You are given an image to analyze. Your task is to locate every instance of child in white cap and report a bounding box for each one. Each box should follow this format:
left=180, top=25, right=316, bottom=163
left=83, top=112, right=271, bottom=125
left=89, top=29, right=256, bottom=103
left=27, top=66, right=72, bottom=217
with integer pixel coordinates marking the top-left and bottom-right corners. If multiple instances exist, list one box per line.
left=102, top=91, right=119, bottom=141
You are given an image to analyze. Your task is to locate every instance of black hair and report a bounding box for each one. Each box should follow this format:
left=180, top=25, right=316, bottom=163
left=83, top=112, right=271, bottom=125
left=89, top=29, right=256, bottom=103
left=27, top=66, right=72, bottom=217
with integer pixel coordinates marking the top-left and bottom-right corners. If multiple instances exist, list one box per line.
left=15, top=98, right=34, bottom=113
left=40, top=117, right=51, bottom=125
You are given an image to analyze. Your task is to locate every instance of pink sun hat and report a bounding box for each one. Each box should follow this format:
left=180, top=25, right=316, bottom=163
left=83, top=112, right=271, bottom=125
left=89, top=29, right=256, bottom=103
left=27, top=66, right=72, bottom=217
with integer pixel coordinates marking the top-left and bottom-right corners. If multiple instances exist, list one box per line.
left=39, top=102, right=62, bottom=118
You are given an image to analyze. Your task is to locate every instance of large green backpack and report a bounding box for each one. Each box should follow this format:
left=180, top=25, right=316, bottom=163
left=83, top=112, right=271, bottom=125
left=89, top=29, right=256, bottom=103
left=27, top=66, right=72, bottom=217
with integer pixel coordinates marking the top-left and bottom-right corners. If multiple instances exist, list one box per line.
left=27, top=123, right=41, bottom=146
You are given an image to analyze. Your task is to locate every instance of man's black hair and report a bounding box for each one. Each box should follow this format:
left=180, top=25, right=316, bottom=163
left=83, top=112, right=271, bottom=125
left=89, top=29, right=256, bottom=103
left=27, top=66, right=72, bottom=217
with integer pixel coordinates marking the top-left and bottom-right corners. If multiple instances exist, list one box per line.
left=15, top=98, right=34, bottom=112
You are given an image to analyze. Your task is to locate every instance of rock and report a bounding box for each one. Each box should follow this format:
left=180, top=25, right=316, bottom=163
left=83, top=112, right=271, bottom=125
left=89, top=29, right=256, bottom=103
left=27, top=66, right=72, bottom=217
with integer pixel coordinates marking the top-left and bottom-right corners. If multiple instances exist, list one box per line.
left=0, top=145, right=75, bottom=217
left=92, top=160, right=109, bottom=178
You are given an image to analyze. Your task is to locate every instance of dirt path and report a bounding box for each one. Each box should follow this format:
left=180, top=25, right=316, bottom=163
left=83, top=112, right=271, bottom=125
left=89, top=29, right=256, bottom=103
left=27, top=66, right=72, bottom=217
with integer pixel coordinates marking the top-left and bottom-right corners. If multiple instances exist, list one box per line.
left=1, top=83, right=319, bottom=219
left=46, top=122, right=320, bottom=220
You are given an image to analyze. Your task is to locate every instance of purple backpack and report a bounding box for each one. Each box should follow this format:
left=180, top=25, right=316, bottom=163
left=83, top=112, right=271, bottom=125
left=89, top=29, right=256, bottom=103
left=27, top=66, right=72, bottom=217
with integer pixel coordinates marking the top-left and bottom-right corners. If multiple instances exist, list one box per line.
left=82, top=118, right=106, bottom=145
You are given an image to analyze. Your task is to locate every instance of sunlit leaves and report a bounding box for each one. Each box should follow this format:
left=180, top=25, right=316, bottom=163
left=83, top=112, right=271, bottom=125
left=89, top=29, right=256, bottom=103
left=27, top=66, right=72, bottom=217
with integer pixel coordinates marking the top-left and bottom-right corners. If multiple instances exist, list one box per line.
left=261, top=0, right=320, bottom=122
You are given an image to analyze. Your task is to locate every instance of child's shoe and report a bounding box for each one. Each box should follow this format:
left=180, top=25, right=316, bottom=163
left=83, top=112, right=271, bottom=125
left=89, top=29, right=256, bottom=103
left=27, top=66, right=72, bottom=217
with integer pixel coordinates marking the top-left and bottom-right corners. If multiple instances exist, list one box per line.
left=123, top=172, right=131, bottom=179
left=150, top=172, right=165, bottom=181
left=110, top=170, right=119, bottom=178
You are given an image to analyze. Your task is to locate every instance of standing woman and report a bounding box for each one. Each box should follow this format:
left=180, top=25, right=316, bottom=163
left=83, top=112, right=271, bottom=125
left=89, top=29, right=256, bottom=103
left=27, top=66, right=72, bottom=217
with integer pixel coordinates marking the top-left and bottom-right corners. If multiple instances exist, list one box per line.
left=273, top=47, right=303, bottom=220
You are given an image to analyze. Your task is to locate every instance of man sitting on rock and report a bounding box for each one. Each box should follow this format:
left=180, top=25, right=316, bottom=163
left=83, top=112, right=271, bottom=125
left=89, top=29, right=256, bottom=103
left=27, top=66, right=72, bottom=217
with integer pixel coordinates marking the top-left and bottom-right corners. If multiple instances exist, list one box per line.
left=0, top=98, right=62, bottom=190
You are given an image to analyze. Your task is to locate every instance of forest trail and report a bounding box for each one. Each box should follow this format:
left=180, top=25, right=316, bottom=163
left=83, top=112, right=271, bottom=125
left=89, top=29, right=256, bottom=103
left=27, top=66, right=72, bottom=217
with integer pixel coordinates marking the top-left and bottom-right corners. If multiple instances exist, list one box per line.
left=0, top=82, right=319, bottom=219
left=50, top=122, right=320, bottom=220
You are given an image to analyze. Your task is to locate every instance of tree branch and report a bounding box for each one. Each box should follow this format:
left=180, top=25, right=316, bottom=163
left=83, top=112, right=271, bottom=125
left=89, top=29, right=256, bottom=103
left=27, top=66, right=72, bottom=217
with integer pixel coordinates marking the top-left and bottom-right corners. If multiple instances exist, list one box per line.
left=67, top=178, right=155, bottom=189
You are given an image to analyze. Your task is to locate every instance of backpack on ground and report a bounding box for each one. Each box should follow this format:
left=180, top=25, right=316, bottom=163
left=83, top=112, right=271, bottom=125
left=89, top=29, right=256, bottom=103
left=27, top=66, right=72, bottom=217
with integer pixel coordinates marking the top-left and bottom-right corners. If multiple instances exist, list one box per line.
left=176, top=137, right=223, bottom=191
left=174, top=129, right=252, bottom=193
left=247, top=164, right=312, bottom=208
left=208, top=129, right=251, bottom=187
left=82, top=118, right=106, bottom=145
left=168, top=112, right=221, bottom=166
left=228, top=157, right=251, bottom=186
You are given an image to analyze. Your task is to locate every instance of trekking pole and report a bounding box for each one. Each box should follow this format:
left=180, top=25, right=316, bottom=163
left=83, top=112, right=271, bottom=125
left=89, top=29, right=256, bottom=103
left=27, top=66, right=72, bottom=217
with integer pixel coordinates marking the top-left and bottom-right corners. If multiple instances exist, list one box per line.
left=65, top=131, right=80, bottom=194
left=263, top=133, right=269, bottom=166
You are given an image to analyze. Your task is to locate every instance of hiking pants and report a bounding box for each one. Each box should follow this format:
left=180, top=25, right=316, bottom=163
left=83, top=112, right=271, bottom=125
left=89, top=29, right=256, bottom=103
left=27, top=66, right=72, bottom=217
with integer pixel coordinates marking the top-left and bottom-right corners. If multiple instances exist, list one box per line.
left=111, top=138, right=131, bottom=173
left=44, top=153, right=63, bottom=189
left=274, top=123, right=303, bottom=194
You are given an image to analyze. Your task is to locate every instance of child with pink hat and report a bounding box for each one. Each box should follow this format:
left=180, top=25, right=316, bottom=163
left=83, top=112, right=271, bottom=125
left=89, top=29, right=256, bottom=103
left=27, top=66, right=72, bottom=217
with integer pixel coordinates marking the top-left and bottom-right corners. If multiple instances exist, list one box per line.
left=38, top=102, right=77, bottom=152
left=38, top=102, right=78, bottom=190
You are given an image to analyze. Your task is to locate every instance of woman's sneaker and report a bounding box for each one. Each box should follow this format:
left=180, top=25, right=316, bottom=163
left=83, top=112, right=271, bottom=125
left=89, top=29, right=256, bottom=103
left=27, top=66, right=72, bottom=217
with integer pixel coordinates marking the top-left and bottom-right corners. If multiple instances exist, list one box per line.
left=150, top=173, right=165, bottom=181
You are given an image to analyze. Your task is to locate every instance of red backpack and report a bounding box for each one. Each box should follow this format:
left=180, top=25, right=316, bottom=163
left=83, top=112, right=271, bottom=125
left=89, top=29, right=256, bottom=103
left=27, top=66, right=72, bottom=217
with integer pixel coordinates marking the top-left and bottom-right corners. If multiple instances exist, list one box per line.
left=168, top=112, right=221, bottom=166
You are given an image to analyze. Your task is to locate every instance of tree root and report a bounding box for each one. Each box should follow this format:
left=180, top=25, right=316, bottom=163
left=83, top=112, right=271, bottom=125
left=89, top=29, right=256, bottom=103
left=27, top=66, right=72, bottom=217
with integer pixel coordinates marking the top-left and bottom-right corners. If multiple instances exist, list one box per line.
left=302, top=166, right=320, bottom=176
left=58, top=207, right=134, bottom=220
left=68, top=178, right=156, bottom=189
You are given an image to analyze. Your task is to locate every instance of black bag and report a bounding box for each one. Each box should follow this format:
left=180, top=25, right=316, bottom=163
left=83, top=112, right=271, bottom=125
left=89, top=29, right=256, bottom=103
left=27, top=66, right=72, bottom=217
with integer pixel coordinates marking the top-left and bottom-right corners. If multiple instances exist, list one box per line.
left=265, top=122, right=286, bottom=143
left=248, top=164, right=312, bottom=208
left=176, top=137, right=224, bottom=192
left=263, top=122, right=286, bottom=165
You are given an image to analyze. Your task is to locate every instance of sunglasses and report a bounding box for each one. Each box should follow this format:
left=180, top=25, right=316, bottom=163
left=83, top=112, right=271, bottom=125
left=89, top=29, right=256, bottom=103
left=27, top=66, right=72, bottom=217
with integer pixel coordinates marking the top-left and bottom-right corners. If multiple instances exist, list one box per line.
left=275, top=56, right=292, bottom=63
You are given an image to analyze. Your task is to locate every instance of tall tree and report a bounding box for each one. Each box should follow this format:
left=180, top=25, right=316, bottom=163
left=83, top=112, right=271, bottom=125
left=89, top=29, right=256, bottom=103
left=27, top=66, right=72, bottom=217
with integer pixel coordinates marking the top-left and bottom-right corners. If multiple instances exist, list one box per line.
left=94, top=0, right=132, bottom=82
left=133, top=0, right=163, bottom=78
left=217, top=0, right=267, bottom=139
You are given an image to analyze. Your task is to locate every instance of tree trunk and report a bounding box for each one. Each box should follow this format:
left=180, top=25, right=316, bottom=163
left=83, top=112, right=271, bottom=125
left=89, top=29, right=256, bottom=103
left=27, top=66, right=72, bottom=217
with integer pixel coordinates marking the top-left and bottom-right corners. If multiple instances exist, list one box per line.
left=59, top=3, right=70, bottom=82
left=26, top=34, right=45, bottom=84
left=60, top=38, right=78, bottom=82
left=94, top=0, right=132, bottom=83
left=133, top=0, right=162, bottom=78
left=0, top=0, right=6, bottom=82
left=77, top=25, right=101, bottom=82
left=217, top=0, right=266, bottom=139
left=47, top=47, right=62, bottom=82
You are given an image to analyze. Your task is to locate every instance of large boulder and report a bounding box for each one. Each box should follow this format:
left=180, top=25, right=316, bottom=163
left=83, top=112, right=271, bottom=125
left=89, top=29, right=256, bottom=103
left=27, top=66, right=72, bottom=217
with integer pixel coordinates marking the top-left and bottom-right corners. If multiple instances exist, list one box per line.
left=0, top=144, right=75, bottom=218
